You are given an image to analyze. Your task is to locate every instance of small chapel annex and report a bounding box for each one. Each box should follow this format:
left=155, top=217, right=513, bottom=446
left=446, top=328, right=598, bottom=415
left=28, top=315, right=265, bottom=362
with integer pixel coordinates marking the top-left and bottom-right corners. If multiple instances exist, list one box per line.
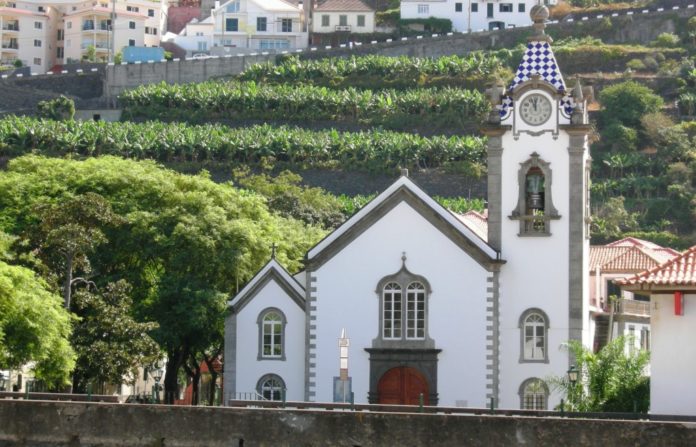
left=223, top=5, right=592, bottom=410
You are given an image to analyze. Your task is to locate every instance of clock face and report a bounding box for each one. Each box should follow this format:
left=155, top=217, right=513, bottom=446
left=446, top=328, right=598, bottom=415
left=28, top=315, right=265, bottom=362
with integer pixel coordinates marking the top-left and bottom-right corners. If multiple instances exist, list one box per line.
left=519, top=94, right=553, bottom=126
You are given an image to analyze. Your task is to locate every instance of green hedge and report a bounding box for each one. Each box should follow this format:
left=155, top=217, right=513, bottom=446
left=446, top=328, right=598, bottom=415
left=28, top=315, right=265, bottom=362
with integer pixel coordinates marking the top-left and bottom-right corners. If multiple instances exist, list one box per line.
left=119, top=81, right=489, bottom=131
left=239, top=54, right=508, bottom=90
left=0, top=116, right=486, bottom=173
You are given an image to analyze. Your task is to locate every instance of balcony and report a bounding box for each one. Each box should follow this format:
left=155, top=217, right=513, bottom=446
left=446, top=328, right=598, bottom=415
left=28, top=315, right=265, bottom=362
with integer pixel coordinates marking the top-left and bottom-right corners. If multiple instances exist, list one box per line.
left=335, top=25, right=351, bottom=31
left=1, top=41, right=18, bottom=50
left=615, top=298, right=650, bottom=317
left=1, top=23, right=19, bottom=32
left=81, top=42, right=109, bottom=49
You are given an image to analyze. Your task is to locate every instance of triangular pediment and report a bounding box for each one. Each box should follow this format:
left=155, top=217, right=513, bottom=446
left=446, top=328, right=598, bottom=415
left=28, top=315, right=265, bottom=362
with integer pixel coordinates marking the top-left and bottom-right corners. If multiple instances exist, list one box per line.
left=306, top=176, right=501, bottom=271
left=229, top=259, right=305, bottom=312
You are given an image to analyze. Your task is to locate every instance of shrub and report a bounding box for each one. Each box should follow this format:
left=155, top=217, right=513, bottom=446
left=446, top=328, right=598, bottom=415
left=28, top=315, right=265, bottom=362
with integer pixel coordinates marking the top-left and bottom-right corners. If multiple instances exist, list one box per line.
left=13, top=59, right=22, bottom=68
left=602, top=123, right=638, bottom=152
left=651, top=33, right=680, bottom=48
left=678, top=92, right=696, bottom=116
left=642, top=56, right=658, bottom=71
left=625, top=59, right=645, bottom=71
left=37, top=96, right=75, bottom=121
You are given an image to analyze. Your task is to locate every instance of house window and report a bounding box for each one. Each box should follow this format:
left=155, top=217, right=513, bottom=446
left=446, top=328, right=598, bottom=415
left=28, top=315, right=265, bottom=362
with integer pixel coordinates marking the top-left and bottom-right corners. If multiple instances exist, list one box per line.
left=606, top=279, right=621, bottom=300
left=226, top=0, right=240, bottom=12
left=34, top=39, right=41, bottom=47
left=487, top=2, right=493, bottom=17
left=33, top=57, right=41, bottom=65
left=628, top=325, right=635, bottom=354
left=500, top=3, right=513, bottom=12
left=471, top=2, right=478, bottom=12
left=640, top=327, right=650, bottom=351
left=258, top=308, right=286, bottom=360
left=257, top=17, right=267, bottom=31
left=57, top=47, right=64, bottom=58
left=129, top=21, right=136, bottom=29
left=321, top=15, right=329, bottom=26
left=128, top=39, right=135, bottom=46
left=38, top=6, right=45, bottom=12
left=197, top=41, right=207, bottom=51
left=34, top=21, right=42, bottom=29
left=455, top=2, right=462, bottom=12
left=67, top=21, right=72, bottom=29
left=256, top=374, right=285, bottom=401
left=417, top=4, right=429, bottom=14
left=511, top=153, right=559, bottom=236
left=258, top=39, right=289, bottom=49
left=339, top=15, right=348, bottom=26
left=519, top=378, right=548, bottom=410
left=57, top=29, right=64, bottom=41
left=148, top=9, right=155, bottom=17
left=357, top=15, right=365, bottom=27
left=226, top=18, right=238, bottom=31
left=519, top=309, right=549, bottom=362
left=377, top=260, right=432, bottom=345
left=126, top=6, right=139, bottom=12
left=281, top=18, right=292, bottom=32
left=518, top=3, right=526, bottom=12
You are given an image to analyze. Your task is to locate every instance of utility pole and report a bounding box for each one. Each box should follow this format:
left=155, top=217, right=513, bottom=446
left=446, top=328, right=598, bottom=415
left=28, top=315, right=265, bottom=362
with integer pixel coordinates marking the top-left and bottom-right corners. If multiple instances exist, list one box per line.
left=110, top=0, right=116, bottom=62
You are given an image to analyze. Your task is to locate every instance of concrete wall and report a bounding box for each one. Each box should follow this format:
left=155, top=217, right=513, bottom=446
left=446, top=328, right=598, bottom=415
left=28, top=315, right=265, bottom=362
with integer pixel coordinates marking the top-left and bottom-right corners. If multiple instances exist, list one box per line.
left=2, top=400, right=696, bottom=446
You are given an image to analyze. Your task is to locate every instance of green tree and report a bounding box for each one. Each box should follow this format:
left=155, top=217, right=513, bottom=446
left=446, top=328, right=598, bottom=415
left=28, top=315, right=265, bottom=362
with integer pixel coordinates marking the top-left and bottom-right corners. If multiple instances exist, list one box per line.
left=71, top=280, right=160, bottom=393
left=591, top=196, right=639, bottom=243
left=553, top=336, right=650, bottom=413
left=34, top=192, right=123, bottom=310
left=0, top=155, right=325, bottom=403
left=599, top=81, right=664, bottom=129
left=83, top=44, right=97, bottom=62
left=37, top=96, right=75, bottom=121
left=0, top=231, right=75, bottom=388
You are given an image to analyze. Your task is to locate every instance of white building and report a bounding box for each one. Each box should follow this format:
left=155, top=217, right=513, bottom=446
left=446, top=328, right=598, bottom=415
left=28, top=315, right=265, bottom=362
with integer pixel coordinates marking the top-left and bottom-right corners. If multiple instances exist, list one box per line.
left=618, top=246, right=696, bottom=415
left=167, top=0, right=307, bottom=56
left=400, top=0, right=553, bottom=32
left=312, top=0, right=375, bottom=34
left=0, top=0, right=168, bottom=73
left=224, top=6, right=593, bottom=410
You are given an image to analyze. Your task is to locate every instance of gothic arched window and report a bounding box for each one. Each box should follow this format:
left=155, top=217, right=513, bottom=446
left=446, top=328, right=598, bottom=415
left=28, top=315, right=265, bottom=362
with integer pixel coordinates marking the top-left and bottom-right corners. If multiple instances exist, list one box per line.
left=519, top=308, right=550, bottom=363
left=257, top=308, right=286, bottom=360
left=256, top=374, right=285, bottom=401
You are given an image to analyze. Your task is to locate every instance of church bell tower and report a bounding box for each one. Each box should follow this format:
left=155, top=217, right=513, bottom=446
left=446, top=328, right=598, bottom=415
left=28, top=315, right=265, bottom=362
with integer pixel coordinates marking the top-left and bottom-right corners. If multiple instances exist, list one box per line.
left=482, top=5, right=591, bottom=409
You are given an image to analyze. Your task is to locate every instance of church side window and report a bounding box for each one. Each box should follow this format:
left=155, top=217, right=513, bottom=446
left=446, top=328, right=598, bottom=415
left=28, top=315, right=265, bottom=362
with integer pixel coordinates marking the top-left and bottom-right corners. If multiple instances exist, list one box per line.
left=256, top=374, right=285, bottom=401
left=406, top=282, right=426, bottom=339
left=383, top=282, right=402, bottom=339
left=510, top=152, right=560, bottom=236
left=519, top=378, right=548, bottom=410
left=519, top=308, right=549, bottom=363
left=257, top=308, right=286, bottom=360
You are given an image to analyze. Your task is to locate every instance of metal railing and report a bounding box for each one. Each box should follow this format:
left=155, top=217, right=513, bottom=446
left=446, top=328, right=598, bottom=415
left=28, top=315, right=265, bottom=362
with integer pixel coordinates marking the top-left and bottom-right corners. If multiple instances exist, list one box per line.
left=1, top=23, right=18, bottom=31
left=335, top=25, right=351, bottom=31
left=232, top=391, right=267, bottom=401
left=225, top=399, right=696, bottom=422
left=0, top=391, right=118, bottom=402
left=1, top=42, right=17, bottom=49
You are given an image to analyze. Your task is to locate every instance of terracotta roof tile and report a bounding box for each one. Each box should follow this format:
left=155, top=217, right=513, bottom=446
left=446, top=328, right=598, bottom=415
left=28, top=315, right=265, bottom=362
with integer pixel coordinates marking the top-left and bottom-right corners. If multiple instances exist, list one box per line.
left=454, top=210, right=488, bottom=242
left=314, top=0, right=374, bottom=12
left=617, top=245, right=696, bottom=287
left=590, top=241, right=680, bottom=272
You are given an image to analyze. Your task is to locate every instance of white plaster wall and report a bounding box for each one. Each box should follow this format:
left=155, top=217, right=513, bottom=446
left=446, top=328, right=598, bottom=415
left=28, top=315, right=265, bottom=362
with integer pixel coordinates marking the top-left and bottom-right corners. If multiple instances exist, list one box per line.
left=400, top=0, right=533, bottom=33
left=650, top=293, right=696, bottom=415
left=234, top=279, right=306, bottom=401
left=497, top=126, right=575, bottom=410
left=312, top=201, right=490, bottom=406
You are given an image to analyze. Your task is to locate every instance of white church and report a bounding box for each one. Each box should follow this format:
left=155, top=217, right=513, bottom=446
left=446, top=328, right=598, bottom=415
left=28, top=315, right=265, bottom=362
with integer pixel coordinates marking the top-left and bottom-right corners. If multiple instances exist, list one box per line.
left=224, top=5, right=592, bottom=410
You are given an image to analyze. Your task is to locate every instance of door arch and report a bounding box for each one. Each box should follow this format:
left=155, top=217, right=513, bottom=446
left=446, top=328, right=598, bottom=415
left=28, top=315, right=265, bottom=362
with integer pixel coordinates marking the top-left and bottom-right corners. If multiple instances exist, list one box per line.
left=377, top=366, right=429, bottom=405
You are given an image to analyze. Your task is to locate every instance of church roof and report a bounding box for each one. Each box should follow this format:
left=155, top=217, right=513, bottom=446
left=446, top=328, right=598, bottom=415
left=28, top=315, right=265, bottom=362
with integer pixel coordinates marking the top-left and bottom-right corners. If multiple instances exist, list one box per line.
left=228, top=258, right=305, bottom=311
left=617, top=245, right=696, bottom=288
left=509, top=41, right=566, bottom=94
left=306, top=176, right=500, bottom=269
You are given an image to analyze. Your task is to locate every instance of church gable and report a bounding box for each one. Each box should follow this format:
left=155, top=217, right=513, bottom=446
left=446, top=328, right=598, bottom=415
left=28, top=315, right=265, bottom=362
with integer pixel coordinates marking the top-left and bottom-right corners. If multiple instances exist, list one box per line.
left=229, top=259, right=305, bottom=313
left=306, top=176, right=501, bottom=271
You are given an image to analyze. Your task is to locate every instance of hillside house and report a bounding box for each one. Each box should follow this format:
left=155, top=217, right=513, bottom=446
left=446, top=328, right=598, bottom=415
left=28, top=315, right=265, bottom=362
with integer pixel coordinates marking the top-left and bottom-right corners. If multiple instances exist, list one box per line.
left=312, top=0, right=375, bottom=34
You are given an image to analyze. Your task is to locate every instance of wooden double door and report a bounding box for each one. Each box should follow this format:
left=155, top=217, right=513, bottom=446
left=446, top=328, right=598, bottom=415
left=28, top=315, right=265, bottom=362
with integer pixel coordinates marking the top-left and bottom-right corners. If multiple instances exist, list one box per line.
left=377, top=366, right=429, bottom=405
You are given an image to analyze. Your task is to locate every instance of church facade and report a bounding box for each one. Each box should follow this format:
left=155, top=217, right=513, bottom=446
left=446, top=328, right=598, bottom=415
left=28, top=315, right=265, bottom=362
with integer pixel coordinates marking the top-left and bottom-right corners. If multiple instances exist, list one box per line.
left=223, top=5, right=592, bottom=410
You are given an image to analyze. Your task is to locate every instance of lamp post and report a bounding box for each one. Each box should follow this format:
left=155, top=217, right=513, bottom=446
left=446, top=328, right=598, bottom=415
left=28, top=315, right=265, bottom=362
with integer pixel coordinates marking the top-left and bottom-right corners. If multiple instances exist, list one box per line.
left=567, top=365, right=578, bottom=386
left=151, top=363, right=164, bottom=404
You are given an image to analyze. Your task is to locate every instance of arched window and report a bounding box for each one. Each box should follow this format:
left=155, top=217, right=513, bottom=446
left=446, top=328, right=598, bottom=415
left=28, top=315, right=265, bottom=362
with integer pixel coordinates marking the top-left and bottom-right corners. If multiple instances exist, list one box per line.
left=519, top=378, right=549, bottom=410
left=510, top=152, right=559, bottom=236
left=406, top=282, right=426, bottom=340
left=519, top=308, right=549, bottom=363
left=374, top=256, right=433, bottom=348
left=257, top=308, right=286, bottom=360
left=256, top=374, right=285, bottom=401
left=383, top=282, right=402, bottom=339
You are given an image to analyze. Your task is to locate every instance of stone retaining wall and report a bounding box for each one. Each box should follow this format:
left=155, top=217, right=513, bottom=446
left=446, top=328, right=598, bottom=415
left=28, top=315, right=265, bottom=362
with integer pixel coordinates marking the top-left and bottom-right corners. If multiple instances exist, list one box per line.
left=1, top=400, right=696, bottom=447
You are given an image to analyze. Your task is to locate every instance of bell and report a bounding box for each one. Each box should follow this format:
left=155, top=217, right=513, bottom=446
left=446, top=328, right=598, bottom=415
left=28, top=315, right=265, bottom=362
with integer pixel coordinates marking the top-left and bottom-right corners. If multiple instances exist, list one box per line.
left=529, top=193, right=543, bottom=210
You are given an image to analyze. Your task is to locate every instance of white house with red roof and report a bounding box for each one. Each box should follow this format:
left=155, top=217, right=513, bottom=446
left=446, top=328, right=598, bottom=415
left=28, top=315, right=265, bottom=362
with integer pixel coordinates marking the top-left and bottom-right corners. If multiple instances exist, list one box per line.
left=618, top=246, right=696, bottom=415
left=225, top=6, right=592, bottom=410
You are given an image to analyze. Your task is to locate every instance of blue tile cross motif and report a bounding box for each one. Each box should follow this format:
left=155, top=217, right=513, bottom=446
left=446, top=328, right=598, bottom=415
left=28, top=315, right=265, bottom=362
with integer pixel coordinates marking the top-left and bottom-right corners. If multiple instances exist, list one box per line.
left=499, top=41, right=574, bottom=119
